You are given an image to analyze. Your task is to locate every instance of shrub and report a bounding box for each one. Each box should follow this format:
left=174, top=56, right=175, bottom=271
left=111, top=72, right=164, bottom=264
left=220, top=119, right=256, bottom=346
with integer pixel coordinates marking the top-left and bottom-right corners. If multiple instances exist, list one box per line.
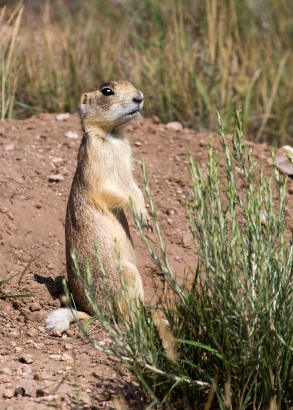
left=67, top=111, right=293, bottom=409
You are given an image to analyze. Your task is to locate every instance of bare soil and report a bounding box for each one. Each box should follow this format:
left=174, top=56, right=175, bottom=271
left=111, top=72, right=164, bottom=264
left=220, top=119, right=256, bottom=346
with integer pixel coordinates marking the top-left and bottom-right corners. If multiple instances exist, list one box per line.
left=0, top=113, right=292, bottom=409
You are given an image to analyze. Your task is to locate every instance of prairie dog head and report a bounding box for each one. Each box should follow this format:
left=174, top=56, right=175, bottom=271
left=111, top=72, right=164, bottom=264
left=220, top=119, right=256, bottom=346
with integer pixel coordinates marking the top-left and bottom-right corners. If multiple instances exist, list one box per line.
left=80, top=80, right=144, bottom=131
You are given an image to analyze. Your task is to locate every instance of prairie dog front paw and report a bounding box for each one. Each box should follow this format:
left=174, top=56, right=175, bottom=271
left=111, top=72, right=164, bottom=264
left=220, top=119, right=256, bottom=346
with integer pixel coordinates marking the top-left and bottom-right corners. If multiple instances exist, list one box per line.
left=138, top=210, right=153, bottom=232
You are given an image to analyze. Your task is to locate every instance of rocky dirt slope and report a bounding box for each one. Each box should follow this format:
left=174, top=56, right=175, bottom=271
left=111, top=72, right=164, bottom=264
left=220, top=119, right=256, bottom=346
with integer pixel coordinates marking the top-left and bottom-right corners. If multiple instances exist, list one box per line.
left=0, top=113, right=293, bottom=409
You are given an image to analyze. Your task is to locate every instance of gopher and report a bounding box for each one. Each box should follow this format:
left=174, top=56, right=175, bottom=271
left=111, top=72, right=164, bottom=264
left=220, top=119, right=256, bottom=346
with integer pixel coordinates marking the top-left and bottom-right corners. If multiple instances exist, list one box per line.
left=45, top=81, right=151, bottom=332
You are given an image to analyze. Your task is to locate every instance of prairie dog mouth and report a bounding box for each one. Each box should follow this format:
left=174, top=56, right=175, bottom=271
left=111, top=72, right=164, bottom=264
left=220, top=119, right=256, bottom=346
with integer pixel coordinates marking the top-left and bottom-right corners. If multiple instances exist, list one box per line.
left=126, top=109, right=141, bottom=117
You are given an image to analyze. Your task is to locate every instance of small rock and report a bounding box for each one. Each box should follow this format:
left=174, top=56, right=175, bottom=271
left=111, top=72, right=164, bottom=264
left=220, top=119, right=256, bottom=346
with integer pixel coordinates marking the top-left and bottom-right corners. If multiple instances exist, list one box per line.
left=14, top=387, right=25, bottom=397
left=19, top=354, right=33, bottom=364
left=167, top=218, right=173, bottom=225
left=0, top=206, right=7, bottom=213
left=38, top=326, right=46, bottom=333
left=36, top=388, right=49, bottom=397
left=29, top=302, right=42, bottom=312
left=3, top=383, right=14, bottom=399
left=28, top=310, right=48, bottom=323
left=51, top=157, right=63, bottom=164
left=64, top=343, right=73, bottom=351
left=15, top=347, right=23, bottom=353
left=165, top=122, right=183, bottom=132
left=66, top=330, right=74, bottom=337
left=7, top=212, right=14, bottom=220
left=199, top=139, right=208, bottom=147
left=56, top=113, right=70, bottom=121
left=61, top=354, right=74, bottom=363
left=59, top=166, right=69, bottom=175
left=134, top=141, right=142, bottom=146
left=52, top=329, right=62, bottom=337
left=64, top=131, right=78, bottom=139
left=35, top=204, right=42, bottom=209
left=0, top=367, right=12, bottom=375
left=0, top=375, right=11, bottom=383
left=49, top=354, right=62, bottom=361
left=276, top=157, right=293, bottom=175
left=182, top=233, right=192, bottom=248
left=8, top=330, right=19, bottom=338
left=98, top=390, right=111, bottom=402
left=34, top=343, right=44, bottom=350
left=53, top=298, right=61, bottom=308
left=27, top=327, right=39, bottom=337
left=47, top=263, right=54, bottom=271
left=48, top=174, right=64, bottom=182
left=22, top=364, right=32, bottom=374
left=152, top=115, right=161, bottom=124
left=4, top=144, right=15, bottom=151
left=166, top=209, right=175, bottom=216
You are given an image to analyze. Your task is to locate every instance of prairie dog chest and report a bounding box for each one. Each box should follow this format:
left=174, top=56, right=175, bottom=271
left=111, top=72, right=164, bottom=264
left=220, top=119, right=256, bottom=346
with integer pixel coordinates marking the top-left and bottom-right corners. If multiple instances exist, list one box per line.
left=87, top=134, right=133, bottom=188
left=109, top=136, right=132, bottom=185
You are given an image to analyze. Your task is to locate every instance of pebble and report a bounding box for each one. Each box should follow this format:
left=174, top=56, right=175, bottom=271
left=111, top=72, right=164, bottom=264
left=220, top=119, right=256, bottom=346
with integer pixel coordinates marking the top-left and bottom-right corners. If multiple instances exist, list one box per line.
left=47, top=263, right=54, bottom=271
left=22, top=364, right=32, bottom=374
left=0, top=375, right=11, bottom=383
left=14, top=387, right=25, bottom=397
left=0, top=367, right=12, bottom=375
left=59, top=166, right=69, bottom=175
left=61, top=353, right=74, bottom=363
left=0, top=206, right=7, bottom=213
left=64, top=343, right=73, bottom=350
left=7, top=212, right=14, bottom=220
left=52, top=329, right=62, bottom=337
left=8, top=330, right=19, bottom=338
left=152, top=115, right=161, bottom=124
left=49, top=354, right=62, bottom=360
left=65, top=131, right=78, bottom=139
left=4, top=144, right=15, bottom=151
left=19, top=354, right=34, bottom=364
left=34, top=343, right=45, bottom=350
left=27, top=327, right=39, bottom=337
left=134, top=141, right=142, bottom=146
left=276, top=157, right=293, bottom=175
left=3, top=383, right=14, bottom=399
left=165, top=122, right=183, bottom=132
left=48, top=174, right=64, bottom=182
left=35, top=203, right=42, bottom=209
left=28, top=310, right=48, bottom=323
left=182, top=233, right=192, bottom=248
left=29, top=302, right=42, bottom=312
left=51, top=157, right=63, bottom=164
left=56, top=113, right=70, bottom=121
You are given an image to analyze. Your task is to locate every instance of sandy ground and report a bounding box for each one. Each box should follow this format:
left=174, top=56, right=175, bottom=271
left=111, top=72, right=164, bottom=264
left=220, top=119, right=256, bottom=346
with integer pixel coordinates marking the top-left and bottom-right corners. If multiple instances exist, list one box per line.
left=0, top=112, right=293, bottom=409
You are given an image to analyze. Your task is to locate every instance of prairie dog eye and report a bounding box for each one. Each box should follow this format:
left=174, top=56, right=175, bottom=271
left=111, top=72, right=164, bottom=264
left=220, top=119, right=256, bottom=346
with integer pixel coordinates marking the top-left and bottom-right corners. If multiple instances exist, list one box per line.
left=101, top=88, right=114, bottom=96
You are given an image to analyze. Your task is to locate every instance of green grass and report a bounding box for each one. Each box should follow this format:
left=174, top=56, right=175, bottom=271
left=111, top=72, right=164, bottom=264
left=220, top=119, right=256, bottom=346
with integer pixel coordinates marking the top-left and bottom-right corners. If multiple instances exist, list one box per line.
left=1, top=0, right=293, bottom=145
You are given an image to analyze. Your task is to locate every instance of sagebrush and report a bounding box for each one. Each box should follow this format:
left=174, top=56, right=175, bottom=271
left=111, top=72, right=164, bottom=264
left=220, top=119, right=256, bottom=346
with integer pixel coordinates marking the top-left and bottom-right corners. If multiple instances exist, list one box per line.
left=67, top=110, right=293, bottom=409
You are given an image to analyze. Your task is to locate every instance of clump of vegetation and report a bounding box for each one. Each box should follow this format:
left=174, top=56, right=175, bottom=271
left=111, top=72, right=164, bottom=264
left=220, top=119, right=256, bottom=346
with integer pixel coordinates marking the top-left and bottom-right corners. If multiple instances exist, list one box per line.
left=68, top=111, right=293, bottom=409
left=1, top=0, right=293, bottom=144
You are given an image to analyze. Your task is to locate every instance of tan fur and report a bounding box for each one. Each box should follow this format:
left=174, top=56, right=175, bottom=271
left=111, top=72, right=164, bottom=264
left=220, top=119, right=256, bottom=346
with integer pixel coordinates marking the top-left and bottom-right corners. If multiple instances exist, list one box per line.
left=65, top=80, right=150, bottom=317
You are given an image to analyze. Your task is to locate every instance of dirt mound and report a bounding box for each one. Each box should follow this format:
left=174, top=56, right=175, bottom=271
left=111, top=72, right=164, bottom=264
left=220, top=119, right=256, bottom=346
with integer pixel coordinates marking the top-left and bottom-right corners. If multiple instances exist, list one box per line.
left=0, top=113, right=292, bottom=409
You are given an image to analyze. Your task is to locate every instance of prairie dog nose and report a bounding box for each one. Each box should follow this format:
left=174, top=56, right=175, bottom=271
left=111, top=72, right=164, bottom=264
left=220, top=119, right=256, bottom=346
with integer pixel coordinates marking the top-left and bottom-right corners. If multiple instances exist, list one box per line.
left=133, top=91, right=144, bottom=104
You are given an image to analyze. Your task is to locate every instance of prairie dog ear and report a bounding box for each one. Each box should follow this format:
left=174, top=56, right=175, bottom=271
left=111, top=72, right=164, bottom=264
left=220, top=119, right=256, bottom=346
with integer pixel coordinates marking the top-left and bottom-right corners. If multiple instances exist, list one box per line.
left=81, top=93, right=88, bottom=104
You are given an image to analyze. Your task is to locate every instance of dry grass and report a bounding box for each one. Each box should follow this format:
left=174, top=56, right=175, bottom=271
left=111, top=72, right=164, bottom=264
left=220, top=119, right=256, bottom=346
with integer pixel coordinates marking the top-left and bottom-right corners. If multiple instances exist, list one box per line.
left=1, top=0, right=293, bottom=145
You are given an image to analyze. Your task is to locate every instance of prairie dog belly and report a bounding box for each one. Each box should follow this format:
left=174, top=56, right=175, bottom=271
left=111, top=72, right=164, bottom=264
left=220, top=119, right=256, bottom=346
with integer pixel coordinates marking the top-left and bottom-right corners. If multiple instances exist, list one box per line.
left=66, top=202, right=137, bottom=315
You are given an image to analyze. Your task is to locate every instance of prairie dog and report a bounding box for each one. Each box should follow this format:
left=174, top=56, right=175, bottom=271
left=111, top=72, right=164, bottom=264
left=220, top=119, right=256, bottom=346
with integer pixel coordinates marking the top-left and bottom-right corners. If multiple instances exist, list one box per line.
left=46, top=81, right=151, bottom=332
